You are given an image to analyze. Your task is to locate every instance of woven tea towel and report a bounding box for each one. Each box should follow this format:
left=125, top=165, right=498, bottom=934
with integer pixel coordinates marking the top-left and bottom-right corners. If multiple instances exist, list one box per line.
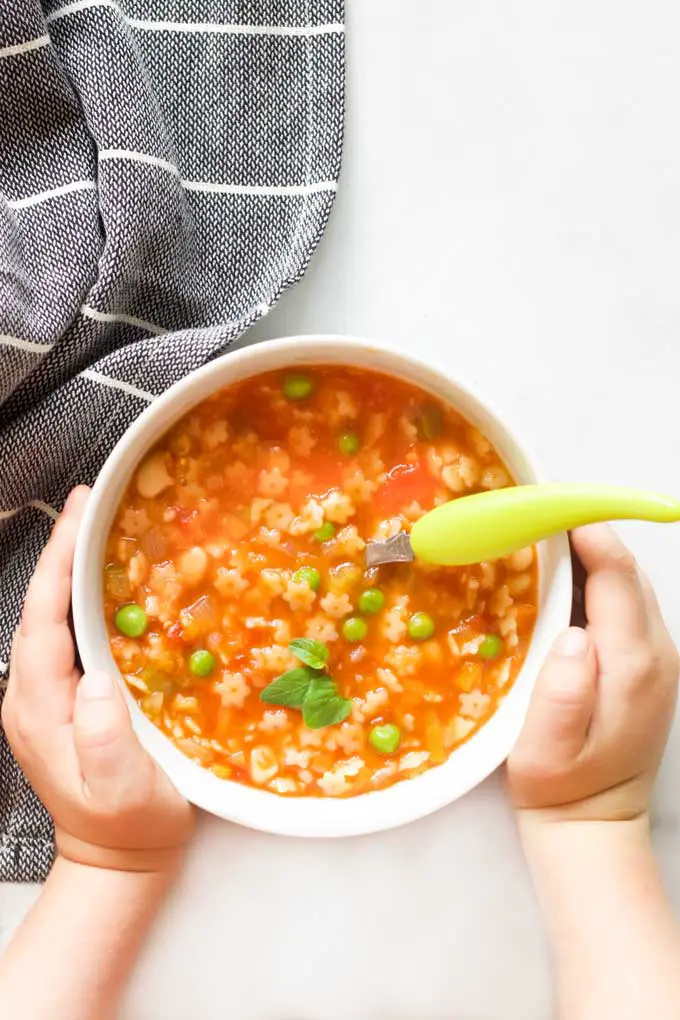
left=0, top=0, right=344, bottom=881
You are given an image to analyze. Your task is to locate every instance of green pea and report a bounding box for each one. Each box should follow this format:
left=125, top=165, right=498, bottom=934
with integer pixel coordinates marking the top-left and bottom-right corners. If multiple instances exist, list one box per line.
left=189, top=649, right=216, bottom=677
left=314, top=521, right=336, bottom=542
left=369, top=723, right=402, bottom=755
left=282, top=373, right=313, bottom=400
left=407, top=611, right=435, bottom=641
left=293, top=566, right=321, bottom=592
left=358, top=588, right=385, bottom=615
left=114, top=603, right=148, bottom=638
left=342, top=617, right=368, bottom=642
left=478, top=634, right=503, bottom=660
left=338, top=431, right=360, bottom=456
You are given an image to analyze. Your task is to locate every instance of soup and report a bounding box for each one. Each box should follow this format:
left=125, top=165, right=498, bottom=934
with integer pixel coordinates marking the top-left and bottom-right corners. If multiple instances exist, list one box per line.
left=103, top=367, right=538, bottom=797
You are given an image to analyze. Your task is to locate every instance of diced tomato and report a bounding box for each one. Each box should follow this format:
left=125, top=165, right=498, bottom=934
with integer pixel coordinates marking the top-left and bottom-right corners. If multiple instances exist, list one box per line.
left=288, top=450, right=343, bottom=504
left=376, top=461, right=440, bottom=516
left=230, top=764, right=249, bottom=784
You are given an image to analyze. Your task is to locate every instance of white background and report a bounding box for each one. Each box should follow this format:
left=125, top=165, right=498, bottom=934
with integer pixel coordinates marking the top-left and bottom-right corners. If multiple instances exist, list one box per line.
left=3, top=2, right=680, bottom=1017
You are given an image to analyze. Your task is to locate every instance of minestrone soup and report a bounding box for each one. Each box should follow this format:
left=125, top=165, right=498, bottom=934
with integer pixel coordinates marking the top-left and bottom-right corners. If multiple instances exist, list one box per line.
left=104, top=367, right=538, bottom=797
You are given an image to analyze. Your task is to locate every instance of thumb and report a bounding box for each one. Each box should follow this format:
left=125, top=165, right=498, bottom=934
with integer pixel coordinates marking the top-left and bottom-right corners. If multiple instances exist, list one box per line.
left=73, top=671, right=151, bottom=804
left=511, top=627, right=597, bottom=775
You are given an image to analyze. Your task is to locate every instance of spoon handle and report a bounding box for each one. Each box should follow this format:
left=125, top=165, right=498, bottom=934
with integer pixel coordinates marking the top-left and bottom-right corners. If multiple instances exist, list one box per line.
left=409, top=484, right=680, bottom=566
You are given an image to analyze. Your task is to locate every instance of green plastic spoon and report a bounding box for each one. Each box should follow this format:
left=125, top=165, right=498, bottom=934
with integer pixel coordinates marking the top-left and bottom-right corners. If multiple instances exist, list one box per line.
left=366, top=484, right=680, bottom=568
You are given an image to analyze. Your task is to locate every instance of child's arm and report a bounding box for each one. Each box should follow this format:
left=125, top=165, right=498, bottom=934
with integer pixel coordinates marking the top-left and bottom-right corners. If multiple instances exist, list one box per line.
left=508, top=525, right=680, bottom=1020
left=519, top=815, right=680, bottom=1020
left=0, top=488, right=194, bottom=1020
left=0, top=859, right=175, bottom=1020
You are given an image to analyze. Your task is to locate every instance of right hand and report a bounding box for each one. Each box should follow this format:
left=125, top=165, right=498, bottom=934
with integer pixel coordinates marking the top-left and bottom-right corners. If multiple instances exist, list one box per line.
left=2, top=487, right=194, bottom=872
left=507, top=524, right=679, bottom=824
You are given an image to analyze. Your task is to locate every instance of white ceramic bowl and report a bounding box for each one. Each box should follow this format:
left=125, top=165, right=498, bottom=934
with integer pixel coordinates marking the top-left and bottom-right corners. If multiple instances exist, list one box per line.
left=73, top=336, right=572, bottom=837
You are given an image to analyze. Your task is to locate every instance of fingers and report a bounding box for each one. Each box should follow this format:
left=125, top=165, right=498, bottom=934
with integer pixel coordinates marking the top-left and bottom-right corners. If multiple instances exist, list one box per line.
left=73, top=671, right=152, bottom=807
left=511, top=628, right=597, bottom=771
left=9, top=487, right=90, bottom=723
left=20, top=486, right=90, bottom=634
left=570, top=525, right=648, bottom=643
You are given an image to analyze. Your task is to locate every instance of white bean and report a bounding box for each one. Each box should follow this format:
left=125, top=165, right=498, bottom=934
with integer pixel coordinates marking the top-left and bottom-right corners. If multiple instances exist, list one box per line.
left=135, top=452, right=173, bottom=500
left=127, top=551, right=148, bottom=586
left=481, top=466, right=511, bottom=490
left=508, top=572, right=532, bottom=596
left=507, top=546, right=534, bottom=572
left=179, top=546, right=208, bottom=587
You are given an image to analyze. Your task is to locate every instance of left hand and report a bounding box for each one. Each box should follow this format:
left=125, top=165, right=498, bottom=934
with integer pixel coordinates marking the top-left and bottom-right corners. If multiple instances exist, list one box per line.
left=2, top=487, right=194, bottom=873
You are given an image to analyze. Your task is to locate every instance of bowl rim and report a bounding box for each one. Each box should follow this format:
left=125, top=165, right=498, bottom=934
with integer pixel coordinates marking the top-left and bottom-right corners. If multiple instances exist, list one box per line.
left=72, top=334, right=572, bottom=837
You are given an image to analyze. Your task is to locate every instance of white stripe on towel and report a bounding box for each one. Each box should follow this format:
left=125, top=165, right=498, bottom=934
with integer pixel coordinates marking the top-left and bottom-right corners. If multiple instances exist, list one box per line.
left=98, top=150, right=337, bottom=197
left=0, top=335, right=54, bottom=353
left=0, top=36, right=50, bottom=60
left=46, top=0, right=119, bottom=23
left=129, top=19, right=345, bottom=37
left=184, top=179, right=338, bottom=197
left=81, top=304, right=166, bottom=336
left=7, top=180, right=96, bottom=211
left=0, top=501, right=60, bottom=522
left=98, top=148, right=179, bottom=176
left=46, top=1, right=344, bottom=37
left=81, top=368, right=156, bottom=402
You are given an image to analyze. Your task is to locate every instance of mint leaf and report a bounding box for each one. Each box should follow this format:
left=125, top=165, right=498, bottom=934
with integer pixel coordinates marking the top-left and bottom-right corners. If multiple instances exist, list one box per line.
left=289, top=637, right=330, bottom=671
left=260, top=667, right=315, bottom=709
left=302, top=676, right=352, bottom=730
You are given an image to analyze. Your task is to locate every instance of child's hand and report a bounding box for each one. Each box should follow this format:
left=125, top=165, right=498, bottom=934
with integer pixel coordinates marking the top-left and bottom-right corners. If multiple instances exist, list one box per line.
left=2, top=487, right=194, bottom=872
left=507, top=524, right=679, bottom=823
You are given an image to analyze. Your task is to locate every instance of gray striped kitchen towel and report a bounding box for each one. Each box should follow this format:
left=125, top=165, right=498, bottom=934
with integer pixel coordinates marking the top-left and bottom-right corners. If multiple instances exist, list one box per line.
left=0, top=0, right=344, bottom=882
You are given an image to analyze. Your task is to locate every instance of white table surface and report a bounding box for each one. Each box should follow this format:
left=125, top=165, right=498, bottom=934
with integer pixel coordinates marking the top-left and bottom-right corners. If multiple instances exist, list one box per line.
left=3, top=2, right=680, bottom=1017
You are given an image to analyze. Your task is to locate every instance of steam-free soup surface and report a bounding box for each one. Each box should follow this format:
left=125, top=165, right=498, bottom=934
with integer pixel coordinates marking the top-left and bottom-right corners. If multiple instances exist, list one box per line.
left=104, top=367, right=537, bottom=797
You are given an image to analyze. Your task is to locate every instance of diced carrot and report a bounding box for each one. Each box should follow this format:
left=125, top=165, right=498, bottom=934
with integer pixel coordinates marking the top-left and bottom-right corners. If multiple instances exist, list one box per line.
left=456, top=661, right=483, bottom=692
left=310, top=752, right=335, bottom=775
left=425, top=709, right=446, bottom=763
left=345, top=765, right=372, bottom=796
left=215, top=706, right=233, bottom=741
left=515, top=604, right=537, bottom=635
left=223, top=514, right=250, bottom=541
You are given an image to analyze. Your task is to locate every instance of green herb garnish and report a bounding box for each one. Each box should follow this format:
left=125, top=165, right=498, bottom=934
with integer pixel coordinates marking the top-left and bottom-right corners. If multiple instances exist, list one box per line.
left=289, top=637, right=330, bottom=671
left=259, top=640, right=350, bottom=729
left=302, top=676, right=352, bottom=730
left=259, top=667, right=316, bottom=709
